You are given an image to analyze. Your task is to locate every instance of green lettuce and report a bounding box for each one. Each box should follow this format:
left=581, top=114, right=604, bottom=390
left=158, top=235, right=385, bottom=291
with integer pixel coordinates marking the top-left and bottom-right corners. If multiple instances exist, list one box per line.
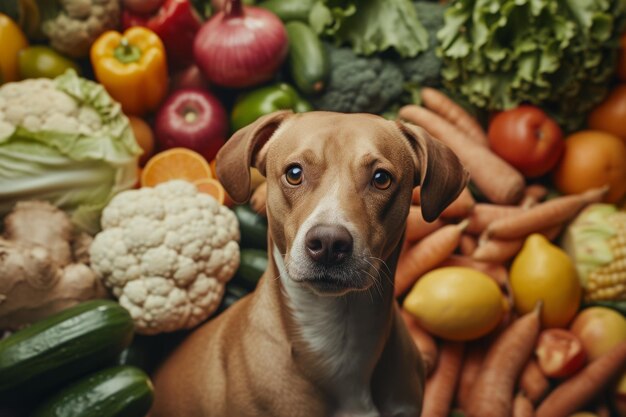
left=309, top=0, right=429, bottom=58
left=438, top=0, right=626, bottom=131
left=0, top=70, right=141, bottom=234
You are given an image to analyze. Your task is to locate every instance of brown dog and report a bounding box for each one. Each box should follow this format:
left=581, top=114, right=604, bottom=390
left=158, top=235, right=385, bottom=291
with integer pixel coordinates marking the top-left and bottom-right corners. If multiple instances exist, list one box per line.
left=150, top=111, right=468, bottom=417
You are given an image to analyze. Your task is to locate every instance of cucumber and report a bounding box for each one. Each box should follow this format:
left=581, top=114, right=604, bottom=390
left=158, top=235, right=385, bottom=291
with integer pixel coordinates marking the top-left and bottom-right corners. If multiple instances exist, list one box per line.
left=233, top=204, right=268, bottom=250
left=285, top=21, right=330, bottom=95
left=258, top=0, right=315, bottom=22
left=232, top=249, right=268, bottom=290
left=0, top=300, right=134, bottom=402
left=31, top=366, right=153, bottom=417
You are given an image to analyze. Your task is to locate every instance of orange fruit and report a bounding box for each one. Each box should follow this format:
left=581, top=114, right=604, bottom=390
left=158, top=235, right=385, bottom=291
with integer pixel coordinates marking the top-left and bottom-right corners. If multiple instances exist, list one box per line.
left=141, top=148, right=213, bottom=188
left=588, top=84, right=626, bottom=142
left=194, top=178, right=226, bottom=205
left=553, top=130, right=626, bottom=203
left=128, top=116, right=155, bottom=166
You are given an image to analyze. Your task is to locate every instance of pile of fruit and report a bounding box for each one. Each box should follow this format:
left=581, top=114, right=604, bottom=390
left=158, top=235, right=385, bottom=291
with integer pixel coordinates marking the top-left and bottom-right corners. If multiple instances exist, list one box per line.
left=1, top=0, right=626, bottom=416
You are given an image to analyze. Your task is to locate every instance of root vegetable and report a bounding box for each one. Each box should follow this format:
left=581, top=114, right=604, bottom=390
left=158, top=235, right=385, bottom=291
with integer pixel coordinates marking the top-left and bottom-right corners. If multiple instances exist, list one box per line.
left=405, top=206, right=445, bottom=244
left=486, top=186, right=608, bottom=240
left=421, top=341, right=465, bottom=417
left=440, top=187, right=476, bottom=219
left=420, top=87, right=489, bottom=147
left=535, top=341, right=626, bottom=417
left=456, top=340, right=488, bottom=410
left=512, top=392, right=535, bottom=417
left=395, top=220, right=468, bottom=297
left=399, top=105, right=525, bottom=205
left=401, top=308, right=438, bottom=376
left=465, top=303, right=542, bottom=417
left=466, top=204, right=524, bottom=235
left=0, top=201, right=107, bottom=330
left=519, top=359, right=551, bottom=404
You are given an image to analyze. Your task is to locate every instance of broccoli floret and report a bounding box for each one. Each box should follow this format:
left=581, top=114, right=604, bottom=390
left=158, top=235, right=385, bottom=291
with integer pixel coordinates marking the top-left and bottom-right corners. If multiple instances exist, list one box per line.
left=311, top=43, right=405, bottom=114
left=396, top=1, right=446, bottom=87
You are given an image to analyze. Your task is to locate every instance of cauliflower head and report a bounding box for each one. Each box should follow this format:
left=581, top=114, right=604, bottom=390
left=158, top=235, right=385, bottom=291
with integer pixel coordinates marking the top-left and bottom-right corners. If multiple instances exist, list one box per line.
left=41, top=0, right=121, bottom=58
left=90, top=180, right=240, bottom=335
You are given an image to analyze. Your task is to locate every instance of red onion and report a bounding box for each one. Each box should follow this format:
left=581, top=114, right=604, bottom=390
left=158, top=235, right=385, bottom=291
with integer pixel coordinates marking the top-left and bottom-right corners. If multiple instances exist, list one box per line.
left=193, top=0, right=288, bottom=88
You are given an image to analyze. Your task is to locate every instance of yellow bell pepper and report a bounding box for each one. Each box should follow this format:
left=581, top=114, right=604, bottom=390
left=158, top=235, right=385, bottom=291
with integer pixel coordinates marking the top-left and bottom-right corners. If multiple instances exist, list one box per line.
left=91, top=27, right=168, bottom=116
left=0, top=13, right=29, bottom=84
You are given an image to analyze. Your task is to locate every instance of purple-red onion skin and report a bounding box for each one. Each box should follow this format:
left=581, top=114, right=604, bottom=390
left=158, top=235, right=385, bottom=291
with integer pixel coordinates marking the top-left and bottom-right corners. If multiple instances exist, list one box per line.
left=193, top=6, right=288, bottom=88
left=154, top=88, right=228, bottom=161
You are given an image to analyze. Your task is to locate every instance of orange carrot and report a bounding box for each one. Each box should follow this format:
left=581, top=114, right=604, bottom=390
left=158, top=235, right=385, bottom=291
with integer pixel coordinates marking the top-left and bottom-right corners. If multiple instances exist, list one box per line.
left=456, top=340, right=488, bottom=410
left=465, top=303, right=542, bottom=417
left=420, top=87, right=489, bottom=147
left=405, top=205, right=445, bottom=244
left=399, top=105, right=525, bottom=205
left=519, top=359, right=551, bottom=404
left=486, top=186, right=608, bottom=240
left=412, top=186, right=421, bottom=205
left=535, top=341, right=626, bottom=417
left=459, top=233, right=478, bottom=256
left=395, top=220, right=469, bottom=297
left=472, top=238, right=524, bottom=264
left=512, top=392, right=535, bottom=417
left=466, top=203, right=524, bottom=235
left=440, top=187, right=476, bottom=219
left=520, top=184, right=549, bottom=209
left=250, top=181, right=267, bottom=217
left=439, top=255, right=508, bottom=288
left=400, top=308, right=438, bottom=376
left=421, top=341, right=465, bottom=417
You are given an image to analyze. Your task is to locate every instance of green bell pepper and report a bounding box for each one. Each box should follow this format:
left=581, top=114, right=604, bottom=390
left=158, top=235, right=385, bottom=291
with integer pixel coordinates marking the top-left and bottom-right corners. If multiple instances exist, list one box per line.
left=18, top=45, right=80, bottom=80
left=230, top=83, right=312, bottom=132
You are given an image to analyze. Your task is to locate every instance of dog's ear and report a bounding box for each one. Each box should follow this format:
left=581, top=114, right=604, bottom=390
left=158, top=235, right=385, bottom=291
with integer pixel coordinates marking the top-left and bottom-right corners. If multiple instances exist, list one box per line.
left=397, top=121, right=469, bottom=222
left=216, top=110, right=293, bottom=204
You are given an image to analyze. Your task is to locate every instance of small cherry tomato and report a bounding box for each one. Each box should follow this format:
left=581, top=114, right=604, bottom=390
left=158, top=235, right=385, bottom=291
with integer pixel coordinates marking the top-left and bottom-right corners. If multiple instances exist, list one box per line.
left=535, top=328, right=586, bottom=379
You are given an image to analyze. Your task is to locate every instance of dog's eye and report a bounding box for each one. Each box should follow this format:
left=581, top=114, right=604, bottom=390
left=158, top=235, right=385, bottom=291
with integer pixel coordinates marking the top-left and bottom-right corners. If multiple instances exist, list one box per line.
left=285, top=165, right=303, bottom=186
left=372, top=170, right=392, bottom=190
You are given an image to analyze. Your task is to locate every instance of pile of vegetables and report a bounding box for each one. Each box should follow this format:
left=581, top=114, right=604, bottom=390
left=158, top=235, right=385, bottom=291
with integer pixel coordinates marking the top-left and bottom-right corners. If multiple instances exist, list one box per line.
left=1, top=0, right=626, bottom=416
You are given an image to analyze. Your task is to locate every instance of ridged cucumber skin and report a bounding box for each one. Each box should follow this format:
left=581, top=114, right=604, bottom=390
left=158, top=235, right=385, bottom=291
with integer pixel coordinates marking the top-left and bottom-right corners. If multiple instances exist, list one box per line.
left=233, top=204, right=268, bottom=250
left=30, top=366, right=154, bottom=417
left=233, top=249, right=269, bottom=290
left=0, top=300, right=134, bottom=401
left=259, top=0, right=314, bottom=22
left=286, top=21, right=330, bottom=95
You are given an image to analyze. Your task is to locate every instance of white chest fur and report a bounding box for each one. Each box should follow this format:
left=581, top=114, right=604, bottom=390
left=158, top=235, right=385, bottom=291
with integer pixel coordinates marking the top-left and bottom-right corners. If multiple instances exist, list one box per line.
left=274, top=248, right=389, bottom=416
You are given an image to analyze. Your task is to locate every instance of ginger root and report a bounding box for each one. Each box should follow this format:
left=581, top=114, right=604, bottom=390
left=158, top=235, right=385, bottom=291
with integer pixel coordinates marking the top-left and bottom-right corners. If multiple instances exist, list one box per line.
left=0, top=201, right=107, bottom=330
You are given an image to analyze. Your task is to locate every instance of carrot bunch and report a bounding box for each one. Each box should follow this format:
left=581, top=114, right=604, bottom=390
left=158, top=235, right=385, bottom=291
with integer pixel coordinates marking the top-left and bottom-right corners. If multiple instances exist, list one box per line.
left=396, top=88, right=625, bottom=417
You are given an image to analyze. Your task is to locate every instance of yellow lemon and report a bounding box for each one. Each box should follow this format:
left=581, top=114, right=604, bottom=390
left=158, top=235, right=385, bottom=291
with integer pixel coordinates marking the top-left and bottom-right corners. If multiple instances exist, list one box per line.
left=510, top=234, right=582, bottom=328
left=403, top=266, right=507, bottom=341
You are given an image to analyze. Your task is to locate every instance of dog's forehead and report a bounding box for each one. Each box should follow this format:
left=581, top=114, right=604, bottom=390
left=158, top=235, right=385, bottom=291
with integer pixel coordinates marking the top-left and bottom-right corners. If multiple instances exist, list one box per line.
left=268, top=112, right=407, bottom=159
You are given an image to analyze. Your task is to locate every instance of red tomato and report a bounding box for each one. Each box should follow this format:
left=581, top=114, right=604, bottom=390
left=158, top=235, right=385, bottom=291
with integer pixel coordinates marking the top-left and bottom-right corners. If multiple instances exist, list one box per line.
left=487, top=105, right=564, bottom=178
left=535, top=328, right=586, bottom=379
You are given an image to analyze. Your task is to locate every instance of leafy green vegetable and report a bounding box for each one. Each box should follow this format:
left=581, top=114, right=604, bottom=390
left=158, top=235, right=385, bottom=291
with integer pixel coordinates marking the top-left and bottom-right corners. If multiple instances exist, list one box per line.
left=0, top=70, right=141, bottom=234
left=309, top=0, right=429, bottom=58
left=438, top=0, right=626, bottom=131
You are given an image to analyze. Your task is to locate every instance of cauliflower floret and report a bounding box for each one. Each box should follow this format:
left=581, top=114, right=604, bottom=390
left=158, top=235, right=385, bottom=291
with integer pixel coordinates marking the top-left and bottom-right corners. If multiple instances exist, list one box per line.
left=90, top=180, right=241, bottom=334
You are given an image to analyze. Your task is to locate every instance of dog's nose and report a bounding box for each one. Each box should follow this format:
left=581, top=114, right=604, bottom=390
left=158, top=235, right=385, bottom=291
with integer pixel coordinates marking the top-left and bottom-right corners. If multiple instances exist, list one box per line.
left=305, top=225, right=353, bottom=265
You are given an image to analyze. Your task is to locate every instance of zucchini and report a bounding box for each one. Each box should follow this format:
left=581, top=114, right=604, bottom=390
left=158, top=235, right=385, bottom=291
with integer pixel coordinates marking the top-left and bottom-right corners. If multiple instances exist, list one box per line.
left=31, top=366, right=153, bottom=417
left=285, top=21, right=329, bottom=95
left=232, top=249, right=268, bottom=290
left=233, top=204, right=268, bottom=250
left=0, top=300, right=134, bottom=402
left=258, top=0, right=315, bottom=22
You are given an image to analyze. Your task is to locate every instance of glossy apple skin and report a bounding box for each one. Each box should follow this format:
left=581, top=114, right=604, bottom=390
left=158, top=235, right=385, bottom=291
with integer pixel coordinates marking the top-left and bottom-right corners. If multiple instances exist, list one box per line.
left=154, top=88, right=228, bottom=161
left=488, top=105, right=565, bottom=178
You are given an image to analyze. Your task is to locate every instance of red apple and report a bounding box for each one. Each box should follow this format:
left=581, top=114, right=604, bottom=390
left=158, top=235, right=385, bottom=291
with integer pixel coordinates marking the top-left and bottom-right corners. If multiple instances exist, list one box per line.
left=154, top=88, right=228, bottom=161
left=570, top=306, right=626, bottom=362
left=488, top=105, right=565, bottom=178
